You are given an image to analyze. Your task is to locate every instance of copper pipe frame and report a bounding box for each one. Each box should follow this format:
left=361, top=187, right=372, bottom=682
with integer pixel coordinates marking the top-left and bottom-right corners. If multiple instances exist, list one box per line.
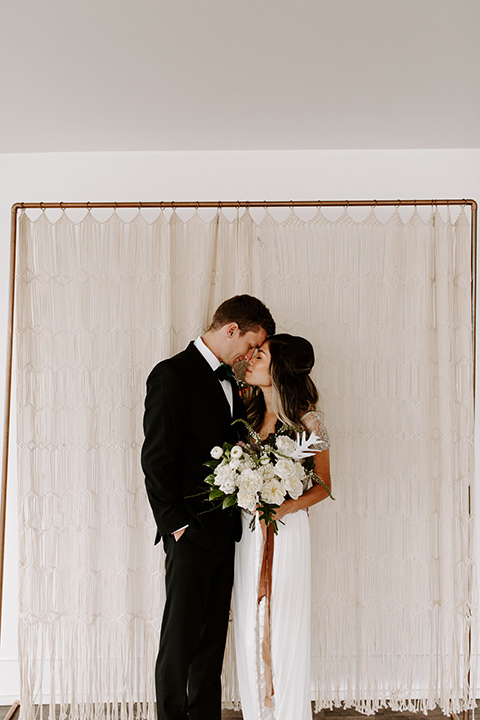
left=1, top=199, right=477, bottom=716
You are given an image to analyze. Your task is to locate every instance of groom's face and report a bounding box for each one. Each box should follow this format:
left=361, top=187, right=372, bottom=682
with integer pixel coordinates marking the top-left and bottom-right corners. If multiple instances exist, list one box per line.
left=221, top=324, right=267, bottom=366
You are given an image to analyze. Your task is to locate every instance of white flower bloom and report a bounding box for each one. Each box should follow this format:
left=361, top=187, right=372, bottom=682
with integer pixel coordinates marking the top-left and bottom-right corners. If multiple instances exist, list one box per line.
left=237, top=488, right=257, bottom=512
left=238, top=468, right=263, bottom=495
left=219, top=476, right=237, bottom=494
left=275, top=435, right=297, bottom=456
left=292, top=461, right=307, bottom=482
left=229, top=458, right=241, bottom=470
left=274, top=457, right=296, bottom=481
left=259, top=463, right=275, bottom=482
left=239, top=457, right=255, bottom=471
left=211, top=446, right=223, bottom=460
left=278, top=461, right=305, bottom=499
left=214, top=464, right=237, bottom=489
left=260, top=454, right=270, bottom=465
left=283, top=476, right=304, bottom=500
left=260, top=478, right=286, bottom=506
left=231, top=445, right=243, bottom=459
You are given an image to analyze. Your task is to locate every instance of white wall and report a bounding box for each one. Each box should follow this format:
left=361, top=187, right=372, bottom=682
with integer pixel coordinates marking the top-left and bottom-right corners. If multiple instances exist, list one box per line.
left=0, top=149, right=479, bottom=704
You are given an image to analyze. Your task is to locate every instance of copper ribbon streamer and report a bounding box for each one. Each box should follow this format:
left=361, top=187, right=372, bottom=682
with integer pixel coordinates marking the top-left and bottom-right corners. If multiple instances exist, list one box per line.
left=258, top=521, right=275, bottom=708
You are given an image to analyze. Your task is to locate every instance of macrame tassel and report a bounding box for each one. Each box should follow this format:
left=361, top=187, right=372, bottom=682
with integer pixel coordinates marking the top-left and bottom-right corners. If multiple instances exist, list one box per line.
left=221, top=617, right=241, bottom=709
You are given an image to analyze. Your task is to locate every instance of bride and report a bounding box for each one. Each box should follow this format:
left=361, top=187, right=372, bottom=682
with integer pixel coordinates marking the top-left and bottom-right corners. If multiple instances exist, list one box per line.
left=232, top=333, right=332, bottom=720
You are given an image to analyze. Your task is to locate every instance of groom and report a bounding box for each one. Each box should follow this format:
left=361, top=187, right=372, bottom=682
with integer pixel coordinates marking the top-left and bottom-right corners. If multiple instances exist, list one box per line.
left=141, top=295, right=275, bottom=720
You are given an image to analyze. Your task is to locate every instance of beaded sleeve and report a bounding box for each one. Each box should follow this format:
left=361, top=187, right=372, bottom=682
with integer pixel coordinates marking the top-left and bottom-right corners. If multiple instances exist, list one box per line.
left=300, top=411, right=330, bottom=490
left=301, top=410, right=330, bottom=452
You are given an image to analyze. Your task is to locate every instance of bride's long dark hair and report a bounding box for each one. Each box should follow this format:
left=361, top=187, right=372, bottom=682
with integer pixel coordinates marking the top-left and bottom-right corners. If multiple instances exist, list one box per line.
left=246, top=333, right=320, bottom=431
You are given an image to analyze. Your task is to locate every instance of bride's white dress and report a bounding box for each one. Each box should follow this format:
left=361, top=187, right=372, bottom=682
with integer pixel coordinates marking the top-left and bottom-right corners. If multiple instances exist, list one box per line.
left=232, top=411, right=330, bottom=720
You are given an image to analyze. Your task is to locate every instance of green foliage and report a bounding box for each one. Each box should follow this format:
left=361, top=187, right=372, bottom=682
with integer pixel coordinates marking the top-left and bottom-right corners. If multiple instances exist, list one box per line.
left=222, top=494, right=237, bottom=509
left=312, top=473, right=335, bottom=500
left=232, top=417, right=261, bottom=442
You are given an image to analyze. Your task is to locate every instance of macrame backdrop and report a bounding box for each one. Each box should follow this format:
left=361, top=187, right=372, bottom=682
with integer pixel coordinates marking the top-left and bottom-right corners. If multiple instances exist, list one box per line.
left=15, top=205, right=475, bottom=719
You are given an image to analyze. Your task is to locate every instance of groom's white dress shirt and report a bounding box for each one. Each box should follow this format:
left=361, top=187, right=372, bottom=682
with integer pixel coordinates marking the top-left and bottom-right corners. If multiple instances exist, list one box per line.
left=194, top=336, right=234, bottom=414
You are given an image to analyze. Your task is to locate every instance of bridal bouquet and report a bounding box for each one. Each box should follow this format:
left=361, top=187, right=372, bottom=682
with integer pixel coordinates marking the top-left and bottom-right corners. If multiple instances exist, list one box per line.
left=204, top=419, right=333, bottom=533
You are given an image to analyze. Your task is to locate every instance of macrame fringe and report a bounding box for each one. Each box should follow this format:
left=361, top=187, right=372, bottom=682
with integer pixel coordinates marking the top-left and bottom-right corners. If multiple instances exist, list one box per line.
left=19, top=618, right=159, bottom=720
left=220, top=619, right=241, bottom=710
left=16, top=207, right=476, bottom=718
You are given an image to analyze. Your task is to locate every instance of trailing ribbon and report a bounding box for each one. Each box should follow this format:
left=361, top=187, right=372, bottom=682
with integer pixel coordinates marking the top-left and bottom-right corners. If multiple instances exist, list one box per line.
left=258, top=520, right=275, bottom=708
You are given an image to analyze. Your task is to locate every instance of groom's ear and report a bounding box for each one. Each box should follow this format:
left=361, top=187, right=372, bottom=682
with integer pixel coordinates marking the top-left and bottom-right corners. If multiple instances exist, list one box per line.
left=224, top=322, right=239, bottom=338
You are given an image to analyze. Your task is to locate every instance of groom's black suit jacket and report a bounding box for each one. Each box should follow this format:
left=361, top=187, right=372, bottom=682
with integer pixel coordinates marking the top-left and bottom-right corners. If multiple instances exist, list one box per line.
left=142, top=341, right=244, bottom=549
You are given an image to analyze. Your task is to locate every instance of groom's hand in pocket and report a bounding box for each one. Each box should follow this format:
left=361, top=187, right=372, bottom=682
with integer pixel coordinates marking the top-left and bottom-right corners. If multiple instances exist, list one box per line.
left=173, top=527, right=187, bottom=542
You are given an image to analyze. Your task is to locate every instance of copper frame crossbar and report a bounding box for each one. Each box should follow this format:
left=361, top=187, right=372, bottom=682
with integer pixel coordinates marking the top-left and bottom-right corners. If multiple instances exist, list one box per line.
left=1, top=198, right=477, bottom=717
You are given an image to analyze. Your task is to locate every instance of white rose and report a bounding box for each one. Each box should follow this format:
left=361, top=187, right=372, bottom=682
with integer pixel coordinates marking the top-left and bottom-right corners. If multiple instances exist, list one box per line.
left=284, top=477, right=304, bottom=500
left=214, top=464, right=236, bottom=488
left=239, top=457, right=255, bottom=471
left=259, top=463, right=275, bottom=482
left=279, top=461, right=306, bottom=499
left=229, top=458, right=241, bottom=470
left=274, top=457, right=296, bottom=481
left=211, top=446, right=223, bottom=460
left=219, top=476, right=237, bottom=494
left=292, top=462, right=307, bottom=482
left=231, top=445, right=243, bottom=459
left=260, top=478, right=286, bottom=506
left=237, top=489, right=257, bottom=512
left=238, top=468, right=263, bottom=495
left=276, top=436, right=297, bottom=456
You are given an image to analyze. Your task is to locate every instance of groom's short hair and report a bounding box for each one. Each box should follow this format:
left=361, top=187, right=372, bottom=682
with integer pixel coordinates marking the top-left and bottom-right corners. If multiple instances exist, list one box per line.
left=209, top=295, right=275, bottom=336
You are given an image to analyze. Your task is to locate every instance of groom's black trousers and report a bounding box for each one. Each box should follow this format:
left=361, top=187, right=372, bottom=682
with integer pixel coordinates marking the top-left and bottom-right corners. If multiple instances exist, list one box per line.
left=156, top=532, right=235, bottom=720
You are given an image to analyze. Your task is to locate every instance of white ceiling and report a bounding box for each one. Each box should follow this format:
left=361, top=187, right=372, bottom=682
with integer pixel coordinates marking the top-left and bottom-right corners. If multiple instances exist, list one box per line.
left=0, top=0, right=479, bottom=153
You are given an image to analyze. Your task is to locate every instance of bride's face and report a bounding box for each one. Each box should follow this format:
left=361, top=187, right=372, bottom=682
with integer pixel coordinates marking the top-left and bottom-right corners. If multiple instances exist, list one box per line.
left=244, top=341, right=272, bottom=387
